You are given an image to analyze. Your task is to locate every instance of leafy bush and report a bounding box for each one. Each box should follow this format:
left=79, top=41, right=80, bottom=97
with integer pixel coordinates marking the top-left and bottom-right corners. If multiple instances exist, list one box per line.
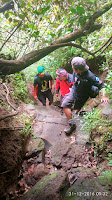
left=8, top=72, right=30, bottom=103
left=105, top=70, right=112, bottom=101
left=81, top=108, right=112, bottom=157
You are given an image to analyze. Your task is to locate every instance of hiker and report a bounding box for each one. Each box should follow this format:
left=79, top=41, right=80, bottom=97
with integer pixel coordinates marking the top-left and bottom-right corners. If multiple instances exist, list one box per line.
left=33, top=66, right=53, bottom=106
left=55, top=69, right=74, bottom=106
left=61, top=57, right=110, bottom=135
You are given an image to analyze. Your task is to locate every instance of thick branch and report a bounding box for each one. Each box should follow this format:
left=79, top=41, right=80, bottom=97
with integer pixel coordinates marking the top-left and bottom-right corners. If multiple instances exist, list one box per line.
left=0, top=43, right=95, bottom=75
left=53, top=1, right=112, bottom=44
left=0, top=1, right=14, bottom=13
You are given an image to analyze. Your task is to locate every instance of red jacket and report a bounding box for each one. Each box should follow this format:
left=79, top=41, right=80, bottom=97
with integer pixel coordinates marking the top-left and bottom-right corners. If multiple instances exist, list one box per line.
left=55, top=73, right=74, bottom=97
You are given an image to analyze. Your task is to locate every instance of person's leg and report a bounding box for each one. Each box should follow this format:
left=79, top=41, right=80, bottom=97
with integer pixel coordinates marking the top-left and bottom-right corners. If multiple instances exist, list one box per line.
left=61, top=92, right=74, bottom=120
left=61, top=92, right=76, bottom=135
left=46, top=89, right=53, bottom=105
left=60, top=96, right=64, bottom=115
left=38, top=92, right=46, bottom=106
left=63, top=107, right=72, bottom=120
left=74, top=97, right=89, bottom=115
left=63, top=107, right=76, bottom=135
left=74, top=109, right=80, bottom=114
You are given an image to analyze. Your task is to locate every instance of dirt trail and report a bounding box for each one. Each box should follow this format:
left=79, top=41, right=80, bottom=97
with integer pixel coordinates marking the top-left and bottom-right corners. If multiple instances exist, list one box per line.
left=20, top=103, right=112, bottom=200
left=29, top=104, right=90, bottom=147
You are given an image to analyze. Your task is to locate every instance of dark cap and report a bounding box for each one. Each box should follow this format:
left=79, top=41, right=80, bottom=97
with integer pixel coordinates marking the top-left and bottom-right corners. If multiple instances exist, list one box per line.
left=71, top=57, right=89, bottom=71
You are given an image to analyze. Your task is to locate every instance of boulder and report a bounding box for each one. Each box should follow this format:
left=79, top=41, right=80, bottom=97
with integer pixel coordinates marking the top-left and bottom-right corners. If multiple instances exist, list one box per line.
left=64, top=170, right=112, bottom=200
left=50, top=141, right=85, bottom=171
left=33, top=163, right=49, bottom=180
left=101, top=103, right=112, bottom=119
left=22, top=170, right=69, bottom=200
left=25, top=137, right=45, bottom=160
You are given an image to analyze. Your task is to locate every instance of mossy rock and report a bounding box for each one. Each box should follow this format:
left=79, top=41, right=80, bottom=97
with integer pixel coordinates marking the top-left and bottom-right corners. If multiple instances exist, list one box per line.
left=64, top=171, right=112, bottom=200
left=25, top=137, right=45, bottom=159
left=23, top=170, right=69, bottom=200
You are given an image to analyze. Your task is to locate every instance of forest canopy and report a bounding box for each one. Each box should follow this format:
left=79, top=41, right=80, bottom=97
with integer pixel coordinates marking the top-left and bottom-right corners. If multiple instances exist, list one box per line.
left=0, top=0, right=112, bottom=76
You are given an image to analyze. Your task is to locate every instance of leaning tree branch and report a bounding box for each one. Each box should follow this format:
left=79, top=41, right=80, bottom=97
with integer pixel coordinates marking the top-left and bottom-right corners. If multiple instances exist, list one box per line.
left=93, top=36, right=112, bottom=54
left=13, top=0, right=31, bottom=23
left=0, top=42, right=95, bottom=75
left=0, top=1, right=14, bottom=13
left=0, top=21, right=22, bottom=51
left=96, top=39, right=112, bottom=57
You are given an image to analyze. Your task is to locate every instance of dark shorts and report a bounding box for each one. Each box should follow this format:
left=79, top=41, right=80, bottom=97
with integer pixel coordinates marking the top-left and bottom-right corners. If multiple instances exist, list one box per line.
left=61, top=91, right=89, bottom=110
left=61, top=92, right=74, bottom=108
left=38, top=89, right=53, bottom=105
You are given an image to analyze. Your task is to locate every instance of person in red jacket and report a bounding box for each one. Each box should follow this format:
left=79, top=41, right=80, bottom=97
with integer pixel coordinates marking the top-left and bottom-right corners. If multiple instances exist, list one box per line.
left=55, top=69, right=74, bottom=108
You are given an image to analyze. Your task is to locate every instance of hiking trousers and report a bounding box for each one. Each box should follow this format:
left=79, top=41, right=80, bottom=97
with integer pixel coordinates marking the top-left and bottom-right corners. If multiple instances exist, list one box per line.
left=38, top=89, right=53, bottom=105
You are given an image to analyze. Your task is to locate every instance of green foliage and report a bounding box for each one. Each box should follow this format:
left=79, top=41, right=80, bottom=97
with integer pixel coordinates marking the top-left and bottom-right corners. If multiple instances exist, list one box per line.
left=99, top=170, right=112, bottom=181
left=8, top=72, right=30, bottom=103
left=0, top=0, right=111, bottom=59
left=81, top=108, right=112, bottom=157
left=22, top=64, right=37, bottom=83
left=23, top=45, right=82, bottom=82
left=105, top=69, right=112, bottom=101
left=81, top=109, right=102, bottom=133
left=19, top=114, right=32, bottom=142
left=105, top=153, right=112, bottom=166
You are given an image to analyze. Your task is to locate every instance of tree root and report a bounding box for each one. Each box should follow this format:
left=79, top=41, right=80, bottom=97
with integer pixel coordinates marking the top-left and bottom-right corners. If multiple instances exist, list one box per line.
left=0, top=111, right=18, bottom=121
left=0, top=83, right=18, bottom=121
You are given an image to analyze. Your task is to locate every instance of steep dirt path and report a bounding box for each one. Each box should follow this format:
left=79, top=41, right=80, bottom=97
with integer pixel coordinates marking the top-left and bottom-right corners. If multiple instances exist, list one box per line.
left=27, top=104, right=90, bottom=147
left=20, top=103, right=112, bottom=200
left=15, top=102, right=112, bottom=200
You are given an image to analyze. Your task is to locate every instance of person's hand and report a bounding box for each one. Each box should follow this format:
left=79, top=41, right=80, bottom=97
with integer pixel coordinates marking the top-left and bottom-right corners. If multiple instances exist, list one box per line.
left=34, top=95, right=38, bottom=100
left=101, top=96, right=110, bottom=104
left=56, top=93, right=59, bottom=97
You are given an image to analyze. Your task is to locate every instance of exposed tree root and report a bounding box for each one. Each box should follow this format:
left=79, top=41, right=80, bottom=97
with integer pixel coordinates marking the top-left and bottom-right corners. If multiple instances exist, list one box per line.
left=0, top=83, right=18, bottom=121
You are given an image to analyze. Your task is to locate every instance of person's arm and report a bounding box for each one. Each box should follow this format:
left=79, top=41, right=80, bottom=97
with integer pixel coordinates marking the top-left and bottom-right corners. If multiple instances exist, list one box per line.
left=90, top=73, right=110, bottom=104
left=33, top=85, right=38, bottom=99
left=68, top=73, right=74, bottom=87
left=33, top=76, right=38, bottom=99
left=55, top=78, right=60, bottom=97
left=101, top=87, right=110, bottom=104
left=49, top=79, right=53, bottom=89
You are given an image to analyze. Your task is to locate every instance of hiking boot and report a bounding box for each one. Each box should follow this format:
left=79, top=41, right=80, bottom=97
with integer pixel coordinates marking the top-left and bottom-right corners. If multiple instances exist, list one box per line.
left=64, top=122, right=76, bottom=136
left=79, top=111, right=87, bottom=116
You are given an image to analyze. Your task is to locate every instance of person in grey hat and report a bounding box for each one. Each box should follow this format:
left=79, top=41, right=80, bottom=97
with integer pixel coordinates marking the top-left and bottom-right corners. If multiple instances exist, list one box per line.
left=61, top=57, right=110, bottom=135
